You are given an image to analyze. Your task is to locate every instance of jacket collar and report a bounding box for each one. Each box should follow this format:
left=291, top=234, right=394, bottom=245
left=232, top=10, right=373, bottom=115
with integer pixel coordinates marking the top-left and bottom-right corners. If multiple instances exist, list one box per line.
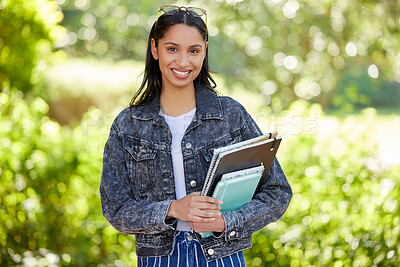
left=132, top=83, right=223, bottom=121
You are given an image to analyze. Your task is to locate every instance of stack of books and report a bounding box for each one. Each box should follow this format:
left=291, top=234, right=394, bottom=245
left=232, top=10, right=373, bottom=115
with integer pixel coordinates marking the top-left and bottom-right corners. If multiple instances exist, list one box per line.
left=200, top=131, right=282, bottom=238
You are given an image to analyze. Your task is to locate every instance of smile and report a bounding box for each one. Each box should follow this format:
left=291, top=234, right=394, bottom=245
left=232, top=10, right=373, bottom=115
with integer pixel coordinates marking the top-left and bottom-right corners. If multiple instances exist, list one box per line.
left=172, top=69, right=191, bottom=75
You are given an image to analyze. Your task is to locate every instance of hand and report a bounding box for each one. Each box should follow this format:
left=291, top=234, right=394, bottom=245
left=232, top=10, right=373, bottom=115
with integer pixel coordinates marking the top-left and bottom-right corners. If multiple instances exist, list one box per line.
left=166, top=192, right=222, bottom=223
left=189, top=214, right=226, bottom=233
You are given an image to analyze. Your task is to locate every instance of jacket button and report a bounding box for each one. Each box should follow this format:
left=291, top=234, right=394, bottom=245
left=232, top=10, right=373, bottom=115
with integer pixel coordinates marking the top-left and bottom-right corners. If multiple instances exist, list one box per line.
left=230, top=231, right=236, bottom=237
left=207, top=249, right=214, bottom=255
left=185, top=143, right=192, bottom=149
left=190, top=180, right=197, bottom=187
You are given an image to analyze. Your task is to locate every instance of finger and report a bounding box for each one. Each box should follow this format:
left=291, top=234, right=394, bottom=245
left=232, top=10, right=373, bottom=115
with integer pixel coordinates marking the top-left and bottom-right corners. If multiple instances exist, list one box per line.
left=188, top=200, right=221, bottom=211
left=187, top=210, right=221, bottom=222
left=190, top=221, right=218, bottom=232
left=195, top=209, right=222, bottom=218
left=193, top=195, right=223, bottom=205
left=195, top=202, right=221, bottom=211
left=208, top=196, right=223, bottom=205
left=189, top=216, right=217, bottom=223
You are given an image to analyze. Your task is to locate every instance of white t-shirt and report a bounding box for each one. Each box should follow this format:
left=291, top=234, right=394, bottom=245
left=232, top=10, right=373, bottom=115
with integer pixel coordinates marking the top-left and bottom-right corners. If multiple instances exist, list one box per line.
left=161, top=108, right=196, bottom=231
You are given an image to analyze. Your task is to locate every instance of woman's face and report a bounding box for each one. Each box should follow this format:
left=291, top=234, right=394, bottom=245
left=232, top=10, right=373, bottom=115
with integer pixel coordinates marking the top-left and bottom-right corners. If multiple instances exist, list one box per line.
left=151, top=24, right=207, bottom=91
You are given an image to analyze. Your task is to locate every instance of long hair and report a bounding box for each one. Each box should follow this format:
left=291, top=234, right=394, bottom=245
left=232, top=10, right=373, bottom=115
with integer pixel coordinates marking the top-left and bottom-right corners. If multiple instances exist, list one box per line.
left=129, top=11, right=217, bottom=107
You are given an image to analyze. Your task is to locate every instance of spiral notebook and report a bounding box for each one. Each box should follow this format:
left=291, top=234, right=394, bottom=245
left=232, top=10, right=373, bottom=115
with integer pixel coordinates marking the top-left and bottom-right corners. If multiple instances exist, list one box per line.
left=201, top=131, right=281, bottom=197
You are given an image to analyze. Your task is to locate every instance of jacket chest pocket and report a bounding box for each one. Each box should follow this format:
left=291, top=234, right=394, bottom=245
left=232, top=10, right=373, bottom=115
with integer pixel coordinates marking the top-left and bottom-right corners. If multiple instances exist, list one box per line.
left=124, top=140, right=157, bottom=191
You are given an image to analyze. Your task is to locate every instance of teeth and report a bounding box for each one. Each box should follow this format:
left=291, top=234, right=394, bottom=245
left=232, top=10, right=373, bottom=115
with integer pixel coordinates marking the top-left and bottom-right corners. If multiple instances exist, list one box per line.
left=172, top=69, right=190, bottom=75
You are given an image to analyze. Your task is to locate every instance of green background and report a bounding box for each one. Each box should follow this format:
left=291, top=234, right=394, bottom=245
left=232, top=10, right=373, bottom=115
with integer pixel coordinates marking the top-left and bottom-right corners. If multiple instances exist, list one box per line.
left=1, top=0, right=399, bottom=266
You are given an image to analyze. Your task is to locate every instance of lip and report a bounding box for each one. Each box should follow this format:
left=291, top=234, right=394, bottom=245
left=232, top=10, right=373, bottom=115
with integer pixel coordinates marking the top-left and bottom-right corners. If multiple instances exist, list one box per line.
left=171, top=68, right=191, bottom=79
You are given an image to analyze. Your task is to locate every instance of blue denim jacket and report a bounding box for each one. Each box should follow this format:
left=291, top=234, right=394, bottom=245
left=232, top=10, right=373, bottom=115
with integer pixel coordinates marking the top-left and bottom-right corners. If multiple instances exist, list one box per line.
left=100, top=84, right=292, bottom=261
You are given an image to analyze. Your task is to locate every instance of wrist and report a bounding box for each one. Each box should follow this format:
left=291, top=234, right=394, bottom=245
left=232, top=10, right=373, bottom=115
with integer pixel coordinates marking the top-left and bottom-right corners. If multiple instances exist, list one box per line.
left=166, top=200, right=177, bottom=220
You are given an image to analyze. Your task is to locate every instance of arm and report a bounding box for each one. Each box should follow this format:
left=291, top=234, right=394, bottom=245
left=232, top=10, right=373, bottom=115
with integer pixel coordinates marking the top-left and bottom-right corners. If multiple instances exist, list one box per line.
left=191, top=111, right=292, bottom=239
left=220, top=112, right=292, bottom=240
left=167, top=192, right=223, bottom=225
left=221, top=157, right=292, bottom=240
left=100, top=123, right=174, bottom=235
left=100, top=123, right=224, bottom=234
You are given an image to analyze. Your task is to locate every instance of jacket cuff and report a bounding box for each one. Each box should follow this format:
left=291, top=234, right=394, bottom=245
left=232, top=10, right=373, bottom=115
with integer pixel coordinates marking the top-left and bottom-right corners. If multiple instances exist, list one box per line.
left=212, top=231, right=224, bottom=238
left=164, top=218, right=177, bottom=227
left=221, top=211, right=245, bottom=241
left=157, top=200, right=176, bottom=230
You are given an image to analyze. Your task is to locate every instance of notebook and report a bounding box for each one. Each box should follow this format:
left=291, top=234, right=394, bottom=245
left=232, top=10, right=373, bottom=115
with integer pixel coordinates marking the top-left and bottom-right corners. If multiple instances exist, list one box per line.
left=213, top=164, right=264, bottom=211
left=200, top=164, right=264, bottom=238
left=219, top=164, right=265, bottom=182
left=201, top=132, right=281, bottom=197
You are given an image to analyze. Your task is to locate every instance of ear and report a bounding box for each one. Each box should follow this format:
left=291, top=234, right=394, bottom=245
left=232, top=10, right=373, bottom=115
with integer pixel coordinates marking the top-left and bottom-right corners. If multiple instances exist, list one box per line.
left=203, top=41, right=208, bottom=59
left=151, top=38, right=159, bottom=60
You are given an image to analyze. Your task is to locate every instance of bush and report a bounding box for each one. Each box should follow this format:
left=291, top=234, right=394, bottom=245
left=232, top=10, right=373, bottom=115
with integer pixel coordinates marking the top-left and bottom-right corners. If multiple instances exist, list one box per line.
left=0, top=89, right=135, bottom=266
left=244, top=103, right=400, bottom=266
left=1, top=91, right=399, bottom=266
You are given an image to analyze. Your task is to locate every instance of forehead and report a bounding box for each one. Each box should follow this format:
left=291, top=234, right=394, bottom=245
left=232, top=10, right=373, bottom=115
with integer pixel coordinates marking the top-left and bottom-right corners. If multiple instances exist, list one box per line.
left=161, top=24, right=205, bottom=45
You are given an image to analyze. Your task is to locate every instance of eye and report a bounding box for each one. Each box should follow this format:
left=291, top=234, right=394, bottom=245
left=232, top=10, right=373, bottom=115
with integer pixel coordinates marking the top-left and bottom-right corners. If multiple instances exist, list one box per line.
left=167, top=47, right=177, bottom=52
left=189, top=49, right=200, bottom=54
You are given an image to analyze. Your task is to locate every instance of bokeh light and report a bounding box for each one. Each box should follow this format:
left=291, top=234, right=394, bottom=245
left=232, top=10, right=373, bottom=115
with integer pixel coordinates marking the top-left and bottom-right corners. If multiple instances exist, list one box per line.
left=2, top=0, right=400, bottom=266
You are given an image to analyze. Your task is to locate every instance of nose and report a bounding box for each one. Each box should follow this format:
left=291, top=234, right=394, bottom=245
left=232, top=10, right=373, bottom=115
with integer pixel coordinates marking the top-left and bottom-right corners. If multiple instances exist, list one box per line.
left=176, top=52, right=189, bottom=67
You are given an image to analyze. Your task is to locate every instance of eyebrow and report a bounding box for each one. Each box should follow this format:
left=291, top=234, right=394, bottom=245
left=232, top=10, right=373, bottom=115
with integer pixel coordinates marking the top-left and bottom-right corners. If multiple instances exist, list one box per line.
left=163, top=41, right=203, bottom=48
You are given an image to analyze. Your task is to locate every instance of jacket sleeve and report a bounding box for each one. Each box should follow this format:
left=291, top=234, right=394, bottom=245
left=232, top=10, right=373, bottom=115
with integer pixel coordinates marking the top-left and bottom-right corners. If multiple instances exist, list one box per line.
left=220, top=111, right=292, bottom=241
left=99, top=123, right=175, bottom=235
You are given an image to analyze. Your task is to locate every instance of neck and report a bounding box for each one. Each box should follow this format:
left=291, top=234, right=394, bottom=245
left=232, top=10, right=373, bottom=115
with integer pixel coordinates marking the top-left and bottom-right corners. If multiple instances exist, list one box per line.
left=160, top=83, right=196, bottom=117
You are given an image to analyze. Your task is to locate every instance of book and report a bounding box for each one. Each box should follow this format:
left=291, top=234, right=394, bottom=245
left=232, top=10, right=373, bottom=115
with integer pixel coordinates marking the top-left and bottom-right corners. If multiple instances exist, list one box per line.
left=200, top=164, right=264, bottom=238
left=201, top=131, right=281, bottom=197
left=220, top=164, right=265, bottom=181
left=213, top=164, right=264, bottom=211
left=201, top=131, right=278, bottom=195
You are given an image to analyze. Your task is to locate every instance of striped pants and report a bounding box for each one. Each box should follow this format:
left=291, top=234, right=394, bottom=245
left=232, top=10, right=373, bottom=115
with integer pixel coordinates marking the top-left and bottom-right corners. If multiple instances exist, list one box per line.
left=137, top=231, right=245, bottom=267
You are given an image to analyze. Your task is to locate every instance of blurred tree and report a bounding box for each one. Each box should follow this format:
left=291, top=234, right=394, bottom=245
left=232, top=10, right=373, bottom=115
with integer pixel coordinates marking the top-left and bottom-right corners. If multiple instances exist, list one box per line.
left=57, top=0, right=162, bottom=61
left=0, top=0, right=65, bottom=93
left=209, top=0, right=400, bottom=110
left=2, top=88, right=399, bottom=266
left=243, top=103, right=400, bottom=266
left=2, top=0, right=399, bottom=266
left=58, top=0, right=400, bottom=111
left=0, top=88, right=134, bottom=266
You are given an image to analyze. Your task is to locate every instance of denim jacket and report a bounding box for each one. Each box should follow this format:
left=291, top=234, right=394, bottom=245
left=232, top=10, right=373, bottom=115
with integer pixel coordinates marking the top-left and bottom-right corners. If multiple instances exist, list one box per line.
left=100, top=84, right=292, bottom=261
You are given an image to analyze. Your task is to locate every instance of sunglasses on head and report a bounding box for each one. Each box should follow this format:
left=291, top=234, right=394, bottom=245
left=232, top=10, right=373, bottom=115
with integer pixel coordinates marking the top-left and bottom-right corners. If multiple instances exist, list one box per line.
left=155, top=5, right=207, bottom=28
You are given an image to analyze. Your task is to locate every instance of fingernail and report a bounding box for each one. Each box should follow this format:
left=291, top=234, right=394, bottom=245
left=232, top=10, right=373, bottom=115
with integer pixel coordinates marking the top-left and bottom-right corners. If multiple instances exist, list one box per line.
left=219, top=200, right=223, bottom=204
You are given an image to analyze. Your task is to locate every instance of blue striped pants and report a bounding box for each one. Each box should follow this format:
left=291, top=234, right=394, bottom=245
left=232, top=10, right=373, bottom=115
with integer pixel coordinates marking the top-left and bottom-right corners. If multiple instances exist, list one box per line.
left=137, top=231, right=245, bottom=267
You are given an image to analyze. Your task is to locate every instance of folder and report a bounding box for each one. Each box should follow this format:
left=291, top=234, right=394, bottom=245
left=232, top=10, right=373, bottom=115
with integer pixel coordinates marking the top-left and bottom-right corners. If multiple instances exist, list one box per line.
left=213, top=164, right=264, bottom=211
left=201, top=131, right=281, bottom=197
left=200, top=164, right=264, bottom=238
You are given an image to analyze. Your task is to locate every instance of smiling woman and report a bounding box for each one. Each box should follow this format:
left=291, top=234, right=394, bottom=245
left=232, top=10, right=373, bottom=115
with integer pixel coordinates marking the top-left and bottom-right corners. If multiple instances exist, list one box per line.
left=153, top=28, right=206, bottom=85
left=99, top=5, right=292, bottom=267
left=129, top=6, right=214, bottom=109
left=151, top=24, right=208, bottom=116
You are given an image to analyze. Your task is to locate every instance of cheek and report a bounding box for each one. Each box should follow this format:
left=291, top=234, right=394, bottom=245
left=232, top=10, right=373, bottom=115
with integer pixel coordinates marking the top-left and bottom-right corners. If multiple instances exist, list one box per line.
left=158, top=52, right=173, bottom=66
left=158, top=59, right=172, bottom=72
left=193, top=56, right=205, bottom=68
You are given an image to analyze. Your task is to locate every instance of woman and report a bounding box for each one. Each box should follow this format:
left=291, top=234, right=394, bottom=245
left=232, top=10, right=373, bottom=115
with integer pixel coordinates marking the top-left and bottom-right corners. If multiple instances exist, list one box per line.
left=100, top=5, right=292, bottom=266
